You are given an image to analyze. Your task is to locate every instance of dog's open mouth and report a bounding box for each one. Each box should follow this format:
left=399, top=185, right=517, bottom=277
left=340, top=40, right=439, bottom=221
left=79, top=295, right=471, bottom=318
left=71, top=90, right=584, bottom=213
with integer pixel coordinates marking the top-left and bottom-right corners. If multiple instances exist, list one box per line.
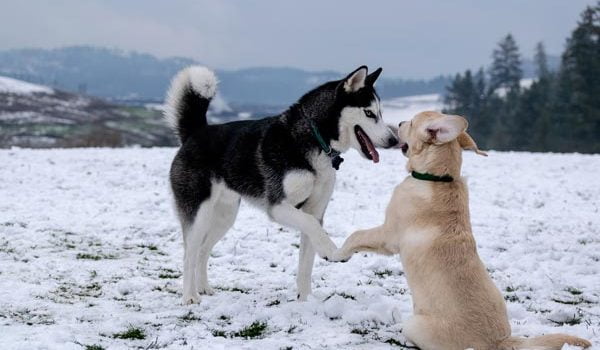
left=354, top=125, right=379, bottom=163
left=400, top=142, right=409, bottom=154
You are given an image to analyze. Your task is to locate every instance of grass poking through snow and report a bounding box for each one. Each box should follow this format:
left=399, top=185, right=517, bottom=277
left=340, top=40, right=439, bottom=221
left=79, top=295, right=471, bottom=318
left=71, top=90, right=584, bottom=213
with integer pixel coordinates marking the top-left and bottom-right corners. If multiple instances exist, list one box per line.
left=112, top=326, right=146, bottom=340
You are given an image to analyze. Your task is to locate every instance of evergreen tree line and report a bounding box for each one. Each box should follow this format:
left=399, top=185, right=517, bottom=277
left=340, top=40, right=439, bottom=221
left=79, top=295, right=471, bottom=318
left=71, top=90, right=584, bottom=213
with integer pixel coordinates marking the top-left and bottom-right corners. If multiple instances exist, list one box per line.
left=444, top=3, right=599, bottom=153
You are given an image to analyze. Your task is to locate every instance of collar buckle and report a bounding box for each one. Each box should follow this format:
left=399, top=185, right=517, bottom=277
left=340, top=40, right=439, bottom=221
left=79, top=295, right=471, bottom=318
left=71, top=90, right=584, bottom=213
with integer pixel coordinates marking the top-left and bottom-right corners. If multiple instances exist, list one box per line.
left=310, top=121, right=344, bottom=170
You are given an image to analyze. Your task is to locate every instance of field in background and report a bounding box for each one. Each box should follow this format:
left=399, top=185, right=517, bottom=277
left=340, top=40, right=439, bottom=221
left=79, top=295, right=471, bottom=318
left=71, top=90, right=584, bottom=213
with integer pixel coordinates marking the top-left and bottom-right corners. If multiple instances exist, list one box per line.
left=0, top=148, right=598, bottom=349
left=0, top=74, right=443, bottom=149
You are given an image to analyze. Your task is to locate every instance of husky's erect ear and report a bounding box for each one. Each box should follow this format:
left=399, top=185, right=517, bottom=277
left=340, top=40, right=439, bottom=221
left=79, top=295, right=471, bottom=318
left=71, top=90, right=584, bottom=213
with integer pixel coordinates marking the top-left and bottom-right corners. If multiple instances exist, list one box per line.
left=343, top=66, right=368, bottom=93
left=458, top=132, right=488, bottom=156
left=365, top=67, right=382, bottom=86
left=420, top=115, right=467, bottom=145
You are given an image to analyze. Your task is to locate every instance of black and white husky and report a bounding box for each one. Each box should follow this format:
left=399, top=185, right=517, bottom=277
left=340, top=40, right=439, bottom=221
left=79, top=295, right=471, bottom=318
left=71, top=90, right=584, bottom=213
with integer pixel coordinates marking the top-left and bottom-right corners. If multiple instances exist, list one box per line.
left=165, top=65, right=398, bottom=304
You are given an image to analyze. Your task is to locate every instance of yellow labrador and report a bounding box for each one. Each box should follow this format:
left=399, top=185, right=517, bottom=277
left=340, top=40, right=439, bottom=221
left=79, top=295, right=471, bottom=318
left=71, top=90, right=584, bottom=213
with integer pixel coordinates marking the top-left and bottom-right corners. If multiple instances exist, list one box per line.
left=333, top=111, right=591, bottom=350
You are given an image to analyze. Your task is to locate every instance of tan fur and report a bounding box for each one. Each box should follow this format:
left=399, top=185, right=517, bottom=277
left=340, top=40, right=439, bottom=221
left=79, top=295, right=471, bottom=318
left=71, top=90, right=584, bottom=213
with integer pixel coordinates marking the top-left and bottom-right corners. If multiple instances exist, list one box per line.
left=334, top=111, right=591, bottom=350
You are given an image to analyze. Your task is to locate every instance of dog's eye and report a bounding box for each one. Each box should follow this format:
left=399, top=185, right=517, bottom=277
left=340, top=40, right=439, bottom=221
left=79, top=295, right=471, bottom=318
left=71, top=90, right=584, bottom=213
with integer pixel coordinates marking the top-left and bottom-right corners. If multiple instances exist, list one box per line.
left=364, top=110, right=377, bottom=119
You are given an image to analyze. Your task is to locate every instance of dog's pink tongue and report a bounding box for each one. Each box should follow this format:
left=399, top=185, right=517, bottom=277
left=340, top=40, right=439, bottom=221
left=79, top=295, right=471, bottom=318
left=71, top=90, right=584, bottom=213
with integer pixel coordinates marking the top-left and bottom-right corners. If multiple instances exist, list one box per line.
left=366, top=138, right=379, bottom=163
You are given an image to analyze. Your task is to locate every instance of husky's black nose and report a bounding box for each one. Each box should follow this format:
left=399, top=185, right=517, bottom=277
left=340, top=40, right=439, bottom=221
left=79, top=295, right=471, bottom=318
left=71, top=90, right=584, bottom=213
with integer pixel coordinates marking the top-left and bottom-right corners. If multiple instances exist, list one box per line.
left=386, top=137, right=399, bottom=148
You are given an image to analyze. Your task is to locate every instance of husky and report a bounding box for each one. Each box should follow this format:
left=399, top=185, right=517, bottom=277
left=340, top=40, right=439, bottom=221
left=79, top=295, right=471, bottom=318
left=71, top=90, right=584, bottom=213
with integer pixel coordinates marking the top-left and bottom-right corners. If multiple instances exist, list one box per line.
left=165, top=65, right=398, bottom=304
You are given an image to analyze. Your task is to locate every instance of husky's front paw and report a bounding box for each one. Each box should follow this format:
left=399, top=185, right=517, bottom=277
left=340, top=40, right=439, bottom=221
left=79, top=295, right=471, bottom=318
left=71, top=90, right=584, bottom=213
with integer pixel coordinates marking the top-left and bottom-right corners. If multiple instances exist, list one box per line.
left=316, top=237, right=338, bottom=261
left=328, top=248, right=353, bottom=262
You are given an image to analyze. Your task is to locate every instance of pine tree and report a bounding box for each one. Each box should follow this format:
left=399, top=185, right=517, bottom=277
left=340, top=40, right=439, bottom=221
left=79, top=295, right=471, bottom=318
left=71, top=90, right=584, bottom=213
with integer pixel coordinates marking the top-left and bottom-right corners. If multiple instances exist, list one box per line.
left=444, top=71, right=474, bottom=114
left=487, top=34, right=524, bottom=149
left=527, top=42, right=555, bottom=151
left=534, top=42, right=550, bottom=78
left=469, top=68, right=491, bottom=145
left=489, top=34, right=523, bottom=93
left=552, top=3, right=600, bottom=152
left=444, top=69, right=492, bottom=148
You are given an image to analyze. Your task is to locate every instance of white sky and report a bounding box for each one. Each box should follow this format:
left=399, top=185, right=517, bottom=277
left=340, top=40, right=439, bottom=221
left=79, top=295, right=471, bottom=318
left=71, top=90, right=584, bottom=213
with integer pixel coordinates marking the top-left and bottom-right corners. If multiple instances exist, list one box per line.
left=0, top=0, right=595, bottom=78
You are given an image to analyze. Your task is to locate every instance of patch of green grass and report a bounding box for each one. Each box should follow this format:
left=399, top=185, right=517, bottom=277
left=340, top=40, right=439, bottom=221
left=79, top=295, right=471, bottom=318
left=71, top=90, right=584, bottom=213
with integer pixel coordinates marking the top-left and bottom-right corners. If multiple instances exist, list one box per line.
left=211, top=321, right=269, bottom=339
left=551, top=298, right=584, bottom=305
left=565, top=287, right=583, bottom=295
left=350, top=328, right=369, bottom=335
left=152, top=285, right=177, bottom=294
left=211, top=330, right=227, bottom=337
left=384, top=338, right=420, bottom=348
left=385, top=338, right=403, bottom=346
left=113, top=326, right=146, bottom=340
left=138, top=243, right=158, bottom=251
left=549, top=314, right=583, bottom=326
left=84, top=345, right=105, bottom=350
left=158, top=272, right=181, bottom=279
left=216, top=286, right=250, bottom=294
left=504, top=294, right=520, bottom=303
left=76, top=253, right=115, bottom=260
left=374, top=269, right=393, bottom=278
left=231, top=321, right=268, bottom=339
left=325, top=292, right=356, bottom=301
left=266, top=299, right=280, bottom=307
left=179, top=311, right=201, bottom=322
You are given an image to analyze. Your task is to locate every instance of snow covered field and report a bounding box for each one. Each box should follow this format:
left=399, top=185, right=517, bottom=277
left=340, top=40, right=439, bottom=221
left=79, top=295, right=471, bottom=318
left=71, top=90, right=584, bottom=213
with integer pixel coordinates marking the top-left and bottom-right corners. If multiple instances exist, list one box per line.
left=0, top=148, right=598, bottom=349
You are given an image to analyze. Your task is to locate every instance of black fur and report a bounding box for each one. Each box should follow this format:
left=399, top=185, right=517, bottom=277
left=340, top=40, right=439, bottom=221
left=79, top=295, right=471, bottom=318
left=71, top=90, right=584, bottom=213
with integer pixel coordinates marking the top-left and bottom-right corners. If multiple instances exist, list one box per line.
left=169, top=67, right=382, bottom=226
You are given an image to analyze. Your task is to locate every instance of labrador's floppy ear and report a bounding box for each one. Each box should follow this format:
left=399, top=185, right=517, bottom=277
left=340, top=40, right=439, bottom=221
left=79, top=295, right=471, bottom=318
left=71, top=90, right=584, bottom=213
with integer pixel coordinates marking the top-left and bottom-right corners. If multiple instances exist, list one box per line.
left=458, top=132, right=488, bottom=156
left=421, top=115, right=467, bottom=145
left=365, top=67, right=382, bottom=86
left=343, top=66, right=368, bottom=93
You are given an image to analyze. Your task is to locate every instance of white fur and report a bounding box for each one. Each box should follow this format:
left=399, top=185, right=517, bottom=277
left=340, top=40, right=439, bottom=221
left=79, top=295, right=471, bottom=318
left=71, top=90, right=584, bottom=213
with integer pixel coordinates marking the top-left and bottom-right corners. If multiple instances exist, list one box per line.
left=282, top=170, right=315, bottom=206
left=269, top=154, right=338, bottom=264
left=331, top=97, right=396, bottom=158
left=182, top=181, right=240, bottom=305
left=269, top=202, right=337, bottom=261
left=164, top=65, right=218, bottom=130
left=295, top=152, right=337, bottom=299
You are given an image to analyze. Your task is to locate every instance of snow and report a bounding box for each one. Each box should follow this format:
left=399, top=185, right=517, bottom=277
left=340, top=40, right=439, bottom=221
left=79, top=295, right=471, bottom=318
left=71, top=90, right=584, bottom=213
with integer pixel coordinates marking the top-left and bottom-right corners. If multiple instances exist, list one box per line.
left=0, top=148, right=598, bottom=350
left=0, top=76, right=53, bottom=95
left=382, top=94, right=443, bottom=126
left=495, top=78, right=535, bottom=97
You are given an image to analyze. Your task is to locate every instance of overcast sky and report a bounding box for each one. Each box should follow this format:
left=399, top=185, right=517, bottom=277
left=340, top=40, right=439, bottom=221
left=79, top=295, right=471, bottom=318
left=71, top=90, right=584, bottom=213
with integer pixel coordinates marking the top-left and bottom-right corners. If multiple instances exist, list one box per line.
left=0, top=0, right=595, bottom=78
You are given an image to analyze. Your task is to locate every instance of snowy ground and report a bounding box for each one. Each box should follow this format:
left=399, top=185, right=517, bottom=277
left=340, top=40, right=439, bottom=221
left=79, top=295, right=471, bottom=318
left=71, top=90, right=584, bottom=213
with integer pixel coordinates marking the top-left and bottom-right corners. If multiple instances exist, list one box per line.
left=0, top=148, right=598, bottom=350
left=0, top=76, right=53, bottom=94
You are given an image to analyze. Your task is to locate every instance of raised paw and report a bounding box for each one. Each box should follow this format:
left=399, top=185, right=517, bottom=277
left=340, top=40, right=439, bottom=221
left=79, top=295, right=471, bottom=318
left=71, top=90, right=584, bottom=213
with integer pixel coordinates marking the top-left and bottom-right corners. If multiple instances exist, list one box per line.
left=315, top=237, right=338, bottom=261
left=327, top=248, right=353, bottom=263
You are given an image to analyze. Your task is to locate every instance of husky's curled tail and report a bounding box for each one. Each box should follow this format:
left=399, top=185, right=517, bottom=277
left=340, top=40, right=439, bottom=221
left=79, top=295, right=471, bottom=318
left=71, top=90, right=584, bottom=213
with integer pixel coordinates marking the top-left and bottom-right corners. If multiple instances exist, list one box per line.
left=499, top=333, right=591, bottom=349
left=165, top=66, right=217, bottom=143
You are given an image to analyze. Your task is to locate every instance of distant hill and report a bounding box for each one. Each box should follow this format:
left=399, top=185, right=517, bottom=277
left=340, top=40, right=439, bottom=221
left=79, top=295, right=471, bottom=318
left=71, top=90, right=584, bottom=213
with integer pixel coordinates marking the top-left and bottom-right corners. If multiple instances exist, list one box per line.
left=0, top=75, right=178, bottom=148
left=0, top=46, right=456, bottom=106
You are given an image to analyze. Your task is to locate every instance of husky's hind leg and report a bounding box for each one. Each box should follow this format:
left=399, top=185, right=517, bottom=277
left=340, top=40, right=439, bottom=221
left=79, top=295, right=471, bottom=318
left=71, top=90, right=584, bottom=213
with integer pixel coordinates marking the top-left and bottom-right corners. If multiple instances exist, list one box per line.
left=195, top=185, right=240, bottom=295
left=181, top=195, right=217, bottom=305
